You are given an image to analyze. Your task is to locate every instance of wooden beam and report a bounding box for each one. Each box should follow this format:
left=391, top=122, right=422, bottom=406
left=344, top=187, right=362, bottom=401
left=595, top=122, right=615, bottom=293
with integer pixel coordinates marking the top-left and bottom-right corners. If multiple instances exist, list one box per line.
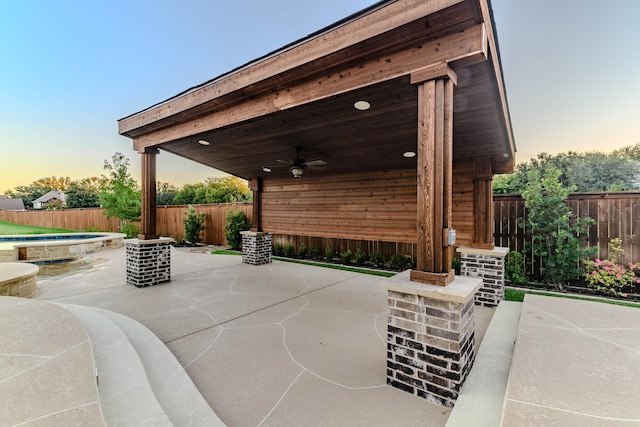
left=139, top=148, right=159, bottom=240
left=119, top=0, right=466, bottom=136
left=132, top=24, right=487, bottom=151
left=412, top=63, right=458, bottom=86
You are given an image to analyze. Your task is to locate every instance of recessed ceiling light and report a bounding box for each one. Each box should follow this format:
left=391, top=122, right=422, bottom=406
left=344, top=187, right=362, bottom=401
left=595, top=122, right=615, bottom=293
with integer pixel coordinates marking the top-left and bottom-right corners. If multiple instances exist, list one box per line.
left=354, top=100, right=371, bottom=111
left=262, top=167, right=272, bottom=173
left=403, top=151, right=416, bottom=158
left=503, top=153, right=510, bottom=158
left=198, top=139, right=210, bottom=146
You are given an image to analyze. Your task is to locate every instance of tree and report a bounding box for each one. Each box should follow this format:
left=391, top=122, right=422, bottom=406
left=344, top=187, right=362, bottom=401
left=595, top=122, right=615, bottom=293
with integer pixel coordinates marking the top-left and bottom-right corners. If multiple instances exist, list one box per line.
left=99, top=153, right=141, bottom=230
left=157, top=181, right=179, bottom=206
left=174, top=183, right=207, bottom=205
left=66, top=177, right=101, bottom=209
left=520, top=168, right=594, bottom=288
left=204, top=176, right=251, bottom=203
left=173, top=176, right=252, bottom=205
left=493, top=150, right=640, bottom=194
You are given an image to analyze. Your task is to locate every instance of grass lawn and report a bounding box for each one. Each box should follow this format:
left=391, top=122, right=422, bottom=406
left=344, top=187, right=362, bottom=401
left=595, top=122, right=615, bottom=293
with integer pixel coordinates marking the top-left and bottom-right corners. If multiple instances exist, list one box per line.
left=505, top=287, right=640, bottom=309
left=0, top=220, right=75, bottom=235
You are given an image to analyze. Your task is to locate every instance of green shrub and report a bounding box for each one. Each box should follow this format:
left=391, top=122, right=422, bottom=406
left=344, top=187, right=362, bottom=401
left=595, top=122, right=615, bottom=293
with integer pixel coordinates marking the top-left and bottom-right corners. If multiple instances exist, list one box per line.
left=389, top=254, right=413, bottom=271
left=120, top=221, right=140, bottom=238
left=284, top=243, right=295, bottom=257
left=340, top=249, right=353, bottom=264
left=505, top=251, right=527, bottom=285
left=452, top=257, right=461, bottom=275
left=273, top=242, right=284, bottom=256
left=297, top=244, right=307, bottom=258
left=183, top=205, right=207, bottom=244
left=325, top=246, right=334, bottom=262
left=309, top=246, right=321, bottom=260
left=354, top=249, right=367, bottom=266
left=224, top=210, right=250, bottom=250
left=84, top=226, right=103, bottom=232
left=369, top=251, right=385, bottom=267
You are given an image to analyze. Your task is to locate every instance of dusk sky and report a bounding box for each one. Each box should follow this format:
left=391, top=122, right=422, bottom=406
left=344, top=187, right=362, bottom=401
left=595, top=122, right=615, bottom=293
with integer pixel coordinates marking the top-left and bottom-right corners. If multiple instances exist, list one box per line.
left=1, top=0, right=639, bottom=193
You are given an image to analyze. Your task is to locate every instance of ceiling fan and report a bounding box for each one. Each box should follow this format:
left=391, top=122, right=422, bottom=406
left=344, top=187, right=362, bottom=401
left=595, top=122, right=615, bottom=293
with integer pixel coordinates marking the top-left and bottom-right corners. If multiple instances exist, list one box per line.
left=276, top=146, right=327, bottom=178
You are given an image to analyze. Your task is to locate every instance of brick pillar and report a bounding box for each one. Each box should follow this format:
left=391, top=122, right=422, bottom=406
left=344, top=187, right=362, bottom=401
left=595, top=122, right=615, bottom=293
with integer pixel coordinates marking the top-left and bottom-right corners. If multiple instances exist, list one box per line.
left=240, top=231, right=272, bottom=265
left=381, top=272, right=482, bottom=407
left=125, top=238, right=173, bottom=287
left=457, top=247, right=509, bottom=307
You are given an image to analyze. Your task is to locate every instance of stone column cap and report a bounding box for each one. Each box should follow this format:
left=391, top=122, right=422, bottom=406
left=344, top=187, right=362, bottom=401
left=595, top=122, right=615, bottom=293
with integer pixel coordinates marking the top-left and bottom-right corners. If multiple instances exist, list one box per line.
left=456, top=246, right=510, bottom=257
left=380, top=270, right=482, bottom=304
left=125, top=237, right=174, bottom=245
left=240, top=231, right=271, bottom=236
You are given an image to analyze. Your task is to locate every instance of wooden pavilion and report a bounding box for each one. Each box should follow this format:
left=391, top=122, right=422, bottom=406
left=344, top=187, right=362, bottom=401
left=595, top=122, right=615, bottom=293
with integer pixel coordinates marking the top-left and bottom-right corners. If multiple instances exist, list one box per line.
left=118, top=0, right=515, bottom=287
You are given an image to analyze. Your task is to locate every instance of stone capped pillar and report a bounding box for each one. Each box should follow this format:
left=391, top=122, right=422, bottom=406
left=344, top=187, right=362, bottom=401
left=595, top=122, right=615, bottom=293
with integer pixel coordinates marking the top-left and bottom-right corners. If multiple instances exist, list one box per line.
left=125, top=237, right=173, bottom=287
left=457, top=246, right=509, bottom=307
left=381, top=272, right=482, bottom=407
left=240, top=231, right=272, bottom=265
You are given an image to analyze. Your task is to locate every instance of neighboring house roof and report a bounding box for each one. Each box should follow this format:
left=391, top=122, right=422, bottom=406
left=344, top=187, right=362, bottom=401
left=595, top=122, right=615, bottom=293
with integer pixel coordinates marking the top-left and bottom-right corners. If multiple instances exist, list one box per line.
left=32, top=190, right=67, bottom=204
left=0, top=195, right=26, bottom=211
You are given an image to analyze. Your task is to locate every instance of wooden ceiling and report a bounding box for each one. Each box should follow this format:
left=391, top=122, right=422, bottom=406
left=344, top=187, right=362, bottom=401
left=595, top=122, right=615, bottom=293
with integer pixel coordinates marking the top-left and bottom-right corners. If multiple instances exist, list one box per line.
left=119, top=0, right=515, bottom=179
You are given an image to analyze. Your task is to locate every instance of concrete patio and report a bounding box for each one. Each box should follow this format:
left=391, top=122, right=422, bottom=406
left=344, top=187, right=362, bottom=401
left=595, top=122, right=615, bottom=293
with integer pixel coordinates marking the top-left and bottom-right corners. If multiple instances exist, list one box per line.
left=2, top=247, right=639, bottom=426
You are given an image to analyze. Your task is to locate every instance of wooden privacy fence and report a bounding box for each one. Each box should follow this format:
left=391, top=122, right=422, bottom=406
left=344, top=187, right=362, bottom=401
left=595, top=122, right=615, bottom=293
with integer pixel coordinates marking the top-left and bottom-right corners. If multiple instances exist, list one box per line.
left=494, top=192, right=640, bottom=264
left=0, top=203, right=253, bottom=246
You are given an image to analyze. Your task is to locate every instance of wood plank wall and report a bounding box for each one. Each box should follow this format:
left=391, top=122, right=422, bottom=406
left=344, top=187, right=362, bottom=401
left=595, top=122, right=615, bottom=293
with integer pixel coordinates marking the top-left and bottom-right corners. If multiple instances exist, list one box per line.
left=262, top=170, right=417, bottom=242
left=262, top=165, right=475, bottom=257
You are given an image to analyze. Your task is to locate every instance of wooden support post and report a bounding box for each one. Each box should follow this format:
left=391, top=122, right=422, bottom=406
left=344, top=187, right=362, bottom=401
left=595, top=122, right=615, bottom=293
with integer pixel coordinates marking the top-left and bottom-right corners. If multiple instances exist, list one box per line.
left=411, top=63, right=456, bottom=286
left=138, top=147, right=159, bottom=240
left=249, top=177, right=262, bottom=232
left=472, top=157, right=495, bottom=250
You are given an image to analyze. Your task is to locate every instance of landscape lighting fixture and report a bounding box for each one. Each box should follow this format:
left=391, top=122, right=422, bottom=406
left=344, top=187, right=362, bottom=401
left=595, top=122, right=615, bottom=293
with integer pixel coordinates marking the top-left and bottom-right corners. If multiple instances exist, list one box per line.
left=198, top=139, right=210, bottom=146
left=291, top=167, right=304, bottom=178
left=354, top=100, right=371, bottom=111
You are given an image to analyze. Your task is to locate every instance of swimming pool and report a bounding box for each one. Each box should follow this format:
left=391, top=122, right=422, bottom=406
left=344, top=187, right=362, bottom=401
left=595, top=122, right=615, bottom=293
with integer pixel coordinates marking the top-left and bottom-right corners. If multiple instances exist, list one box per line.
left=0, top=232, right=126, bottom=263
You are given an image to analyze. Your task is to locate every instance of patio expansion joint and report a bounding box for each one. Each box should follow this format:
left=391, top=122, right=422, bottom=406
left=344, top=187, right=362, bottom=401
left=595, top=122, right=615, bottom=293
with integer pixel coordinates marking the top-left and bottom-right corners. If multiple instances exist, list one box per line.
left=164, top=274, right=360, bottom=345
left=0, top=339, right=91, bottom=385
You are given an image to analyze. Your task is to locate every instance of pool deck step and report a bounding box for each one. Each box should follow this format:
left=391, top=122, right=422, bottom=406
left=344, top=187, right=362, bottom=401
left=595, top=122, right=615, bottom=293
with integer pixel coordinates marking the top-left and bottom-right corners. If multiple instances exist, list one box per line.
left=60, top=303, right=225, bottom=427
left=446, top=300, right=522, bottom=427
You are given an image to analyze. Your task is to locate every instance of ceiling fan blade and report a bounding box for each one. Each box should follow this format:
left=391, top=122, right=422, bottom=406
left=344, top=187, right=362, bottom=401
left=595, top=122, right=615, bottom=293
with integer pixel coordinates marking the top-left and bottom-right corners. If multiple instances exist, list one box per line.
left=276, top=159, right=292, bottom=165
left=304, top=159, right=327, bottom=167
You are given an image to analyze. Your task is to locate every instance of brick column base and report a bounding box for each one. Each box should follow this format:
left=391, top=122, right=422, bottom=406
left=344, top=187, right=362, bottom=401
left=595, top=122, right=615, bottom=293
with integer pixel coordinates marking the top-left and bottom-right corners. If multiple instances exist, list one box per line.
left=125, top=238, right=173, bottom=287
left=240, top=231, right=272, bottom=265
left=457, top=247, right=509, bottom=307
left=380, top=272, right=482, bottom=407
